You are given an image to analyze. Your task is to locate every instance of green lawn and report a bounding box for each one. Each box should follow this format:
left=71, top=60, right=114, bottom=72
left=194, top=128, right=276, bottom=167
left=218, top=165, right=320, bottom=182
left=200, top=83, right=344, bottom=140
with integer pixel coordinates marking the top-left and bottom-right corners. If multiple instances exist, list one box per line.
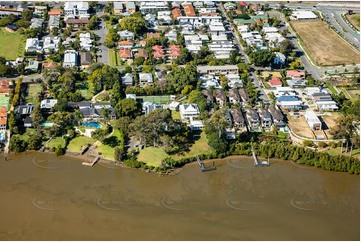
left=0, top=28, right=26, bottom=60
left=44, top=137, right=66, bottom=149
left=67, top=136, right=96, bottom=152
left=277, top=131, right=289, bottom=139
left=96, top=129, right=123, bottom=160
left=140, top=96, right=170, bottom=104
left=325, top=81, right=338, bottom=94
left=171, top=110, right=181, bottom=120
left=137, top=132, right=213, bottom=167
left=25, top=83, right=41, bottom=105
left=323, top=147, right=360, bottom=159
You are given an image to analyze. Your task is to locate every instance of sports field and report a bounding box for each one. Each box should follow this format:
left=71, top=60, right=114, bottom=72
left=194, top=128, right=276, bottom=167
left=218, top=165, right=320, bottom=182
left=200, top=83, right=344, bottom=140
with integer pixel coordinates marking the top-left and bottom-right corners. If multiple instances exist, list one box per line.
left=291, top=20, right=360, bottom=66
left=0, top=28, right=25, bottom=60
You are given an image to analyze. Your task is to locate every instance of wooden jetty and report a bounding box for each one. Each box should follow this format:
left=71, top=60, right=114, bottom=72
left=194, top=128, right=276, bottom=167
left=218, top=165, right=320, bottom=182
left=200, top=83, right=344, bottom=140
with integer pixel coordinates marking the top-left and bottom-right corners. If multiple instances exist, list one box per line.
left=195, top=155, right=216, bottom=172
left=82, top=156, right=100, bottom=167
left=251, top=146, right=270, bottom=167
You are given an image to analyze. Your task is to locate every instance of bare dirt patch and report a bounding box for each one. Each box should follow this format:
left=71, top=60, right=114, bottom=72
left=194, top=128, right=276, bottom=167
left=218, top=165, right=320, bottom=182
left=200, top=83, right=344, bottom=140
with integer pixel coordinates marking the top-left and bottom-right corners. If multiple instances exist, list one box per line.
left=291, top=20, right=360, bottom=66
left=320, top=112, right=343, bottom=139
left=288, top=115, right=314, bottom=139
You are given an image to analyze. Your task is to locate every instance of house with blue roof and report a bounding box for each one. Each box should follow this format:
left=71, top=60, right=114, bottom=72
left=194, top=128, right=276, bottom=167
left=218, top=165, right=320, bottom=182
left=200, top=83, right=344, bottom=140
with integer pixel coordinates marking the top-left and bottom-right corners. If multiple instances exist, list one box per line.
left=276, top=96, right=303, bottom=111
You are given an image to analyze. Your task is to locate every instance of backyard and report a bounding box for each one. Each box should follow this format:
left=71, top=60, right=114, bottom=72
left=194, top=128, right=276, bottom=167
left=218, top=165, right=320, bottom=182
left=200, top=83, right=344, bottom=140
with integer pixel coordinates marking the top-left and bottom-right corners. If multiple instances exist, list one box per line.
left=290, top=20, right=360, bottom=66
left=25, top=83, right=42, bottom=105
left=67, top=136, right=96, bottom=153
left=0, top=28, right=26, bottom=60
left=137, top=132, right=213, bottom=167
left=322, top=147, right=360, bottom=159
left=95, top=129, right=123, bottom=160
left=288, top=114, right=314, bottom=139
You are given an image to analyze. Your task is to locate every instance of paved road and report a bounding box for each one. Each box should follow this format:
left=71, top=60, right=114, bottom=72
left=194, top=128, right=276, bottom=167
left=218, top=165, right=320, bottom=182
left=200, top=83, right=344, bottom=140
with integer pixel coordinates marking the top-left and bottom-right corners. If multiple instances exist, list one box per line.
left=0, top=74, right=43, bottom=82
left=94, top=8, right=109, bottom=65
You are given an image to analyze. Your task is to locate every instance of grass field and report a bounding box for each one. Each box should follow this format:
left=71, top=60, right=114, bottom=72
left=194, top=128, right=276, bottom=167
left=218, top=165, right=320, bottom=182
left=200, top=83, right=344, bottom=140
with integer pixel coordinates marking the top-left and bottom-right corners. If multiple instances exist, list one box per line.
left=0, top=28, right=25, bottom=60
left=139, top=96, right=170, bottom=104
left=323, top=147, right=360, bottom=159
left=25, top=83, right=41, bottom=105
left=171, top=110, right=181, bottom=120
left=291, top=20, right=360, bottom=66
left=67, top=136, right=96, bottom=152
left=346, top=14, right=360, bottom=30
left=325, top=81, right=338, bottom=95
left=137, top=132, right=213, bottom=167
left=44, top=137, right=66, bottom=149
left=96, top=129, right=123, bottom=160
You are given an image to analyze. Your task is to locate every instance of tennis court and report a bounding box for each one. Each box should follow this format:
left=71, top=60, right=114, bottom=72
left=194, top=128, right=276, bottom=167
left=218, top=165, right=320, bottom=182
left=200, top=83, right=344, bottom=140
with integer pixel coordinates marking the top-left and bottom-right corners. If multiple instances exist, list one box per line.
left=138, top=96, right=170, bottom=104
left=0, top=95, right=9, bottom=109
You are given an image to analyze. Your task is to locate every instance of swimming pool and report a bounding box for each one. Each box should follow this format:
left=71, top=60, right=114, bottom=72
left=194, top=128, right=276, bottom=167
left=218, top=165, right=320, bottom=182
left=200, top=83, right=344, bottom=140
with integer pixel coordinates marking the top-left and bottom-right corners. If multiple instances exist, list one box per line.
left=83, top=122, right=102, bottom=129
left=41, top=123, right=54, bottom=127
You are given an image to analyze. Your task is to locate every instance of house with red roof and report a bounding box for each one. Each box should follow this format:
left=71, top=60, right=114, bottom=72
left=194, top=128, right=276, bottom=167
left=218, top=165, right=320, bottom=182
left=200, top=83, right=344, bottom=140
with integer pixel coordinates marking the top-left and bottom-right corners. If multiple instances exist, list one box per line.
left=286, top=70, right=305, bottom=80
left=147, top=32, right=160, bottom=39
left=0, top=80, right=13, bottom=94
left=48, top=9, right=62, bottom=15
left=136, top=49, right=149, bottom=59
left=171, top=7, right=182, bottom=19
left=119, top=48, right=132, bottom=61
left=183, top=3, right=196, bottom=17
left=152, top=45, right=165, bottom=59
left=269, top=77, right=283, bottom=87
left=118, top=40, right=134, bottom=49
left=0, top=106, right=7, bottom=130
left=169, top=45, right=181, bottom=59
left=239, top=1, right=248, bottom=7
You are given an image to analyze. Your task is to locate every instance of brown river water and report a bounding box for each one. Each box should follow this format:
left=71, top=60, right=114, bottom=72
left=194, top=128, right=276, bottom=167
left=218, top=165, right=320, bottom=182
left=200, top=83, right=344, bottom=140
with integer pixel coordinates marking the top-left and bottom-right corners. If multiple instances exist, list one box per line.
left=0, top=152, right=359, bottom=240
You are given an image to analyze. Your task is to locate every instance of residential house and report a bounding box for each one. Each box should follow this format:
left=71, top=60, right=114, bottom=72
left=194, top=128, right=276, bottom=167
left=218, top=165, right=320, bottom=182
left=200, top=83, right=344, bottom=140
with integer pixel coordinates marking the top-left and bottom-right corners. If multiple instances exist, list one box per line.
left=136, top=49, right=149, bottom=59
left=226, top=74, right=243, bottom=88
left=65, top=18, right=89, bottom=29
left=79, top=32, right=93, bottom=51
left=197, top=65, right=239, bottom=75
left=139, top=2, right=169, bottom=14
left=25, top=61, right=39, bottom=73
left=238, top=88, right=250, bottom=104
left=258, top=108, right=273, bottom=129
left=169, top=44, right=181, bottom=59
left=304, top=109, right=322, bottom=130
left=202, top=89, right=214, bottom=105
left=118, top=30, right=135, bottom=40
left=126, top=2, right=136, bottom=14
left=147, top=32, right=160, bottom=39
left=16, top=103, right=34, bottom=117
left=43, top=36, right=61, bottom=53
left=25, top=38, right=42, bottom=52
left=269, top=77, right=283, bottom=87
left=168, top=101, right=180, bottom=111
left=30, top=18, right=44, bottom=29
left=230, top=108, right=246, bottom=132
left=4, top=24, right=18, bottom=32
left=24, top=116, right=33, bottom=128
left=0, top=107, right=7, bottom=130
left=139, top=73, right=153, bottom=85
left=224, top=2, right=236, bottom=10
left=215, top=89, right=227, bottom=107
left=274, top=52, right=286, bottom=66
left=286, top=70, right=305, bottom=79
left=0, top=8, right=22, bottom=19
left=199, top=75, right=221, bottom=89
left=113, top=2, right=124, bottom=15
left=183, top=3, right=196, bottom=17
left=126, top=94, right=136, bottom=100
left=246, top=109, right=260, bottom=129
left=276, top=96, right=303, bottom=111
left=80, top=51, right=92, bottom=68
left=152, top=45, right=165, bottom=59
left=43, top=62, right=57, bottom=70
left=189, top=120, right=204, bottom=131
left=63, top=50, right=79, bottom=68
left=291, top=11, right=318, bottom=20
left=171, top=7, right=182, bottom=19
left=118, top=40, right=134, bottom=49
left=64, top=1, right=89, bottom=19
left=48, top=15, right=60, bottom=30
left=228, top=89, right=241, bottom=104
left=119, top=48, right=132, bottom=61
left=158, top=11, right=172, bottom=25
left=73, top=102, right=116, bottom=121
left=121, top=73, right=134, bottom=86
left=40, top=99, right=58, bottom=110
left=144, top=104, right=164, bottom=115
left=179, top=103, right=200, bottom=120
left=165, top=30, right=177, bottom=41
left=47, top=9, right=62, bottom=16
left=268, top=105, right=285, bottom=129
left=34, top=6, right=47, bottom=16
left=286, top=79, right=307, bottom=87
left=315, top=101, right=338, bottom=111
left=0, top=80, right=13, bottom=94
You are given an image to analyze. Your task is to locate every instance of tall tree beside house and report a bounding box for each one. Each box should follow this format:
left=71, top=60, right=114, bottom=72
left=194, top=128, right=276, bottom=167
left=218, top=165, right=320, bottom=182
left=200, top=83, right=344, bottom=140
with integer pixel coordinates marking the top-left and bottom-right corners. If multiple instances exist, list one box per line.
left=9, top=135, right=27, bottom=153
left=249, top=50, right=275, bottom=67
left=30, top=105, right=44, bottom=129
left=207, top=108, right=230, bottom=139
left=119, top=16, right=146, bottom=36
left=73, top=109, right=83, bottom=127
left=330, top=115, right=358, bottom=153
left=101, top=107, right=111, bottom=125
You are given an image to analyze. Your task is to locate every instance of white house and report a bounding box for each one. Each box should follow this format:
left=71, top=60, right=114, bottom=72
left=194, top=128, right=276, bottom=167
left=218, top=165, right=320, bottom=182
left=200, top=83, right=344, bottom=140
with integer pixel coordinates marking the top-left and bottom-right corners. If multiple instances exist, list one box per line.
left=118, top=30, right=134, bottom=40
left=291, top=11, right=318, bottom=20
left=25, top=38, right=42, bottom=52
left=139, top=73, right=153, bottom=85
left=165, top=30, right=177, bottom=41
left=63, top=50, right=79, bottom=68
left=179, top=103, right=200, bottom=120
left=48, top=15, right=60, bottom=30
left=64, top=1, right=89, bottom=19
left=40, top=99, right=58, bottom=109
left=276, top=96, right=303, bottom=111
left=139, top=2, right=169, bottom=13
left=43, top=36, right=61, bottom=53
left=304, top=109, right=322, bottom=130
left=79, top=32, right=93, bottom=51
left=315, top=101, right=338, bottom=111
left=189, top=119, right=204, bottom=131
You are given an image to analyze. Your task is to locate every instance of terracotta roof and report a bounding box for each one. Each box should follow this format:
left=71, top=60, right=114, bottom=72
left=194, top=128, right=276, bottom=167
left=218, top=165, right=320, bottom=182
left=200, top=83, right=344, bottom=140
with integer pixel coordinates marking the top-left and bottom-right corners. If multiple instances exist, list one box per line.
left=183, top=3, right=196, bottom=17
left=286, top=70, right=305, bottom=77
left=269, top=77, right=282, bottom=86
left=0, top=80, right=11, bottom=94
left=169, top=44, right=180, bottom=51
left=0, top=106, right=7, bottom=117
left=239, top=1, right=248, bottom=7
left=172, top=7, right=182, bottom=19
left=119, top=48, right=131, bottom=58
left=0, top=117, right=6, bottom=125
left=153, top=50, right=165, bottom=58
left=119, top=40, right=134, bottom=45
left=170, top=50, right=181, bottom=57
left=235, top=10, right=243, bottom=15
left=147, top=33, right=160, bottom=39
left=43, top=62, right=57, bottom=69
left=152, top=45, right=163, bottom=51
left=139, top=40, right=146, bottom=46
left=48, top=9, right=62, bottom=15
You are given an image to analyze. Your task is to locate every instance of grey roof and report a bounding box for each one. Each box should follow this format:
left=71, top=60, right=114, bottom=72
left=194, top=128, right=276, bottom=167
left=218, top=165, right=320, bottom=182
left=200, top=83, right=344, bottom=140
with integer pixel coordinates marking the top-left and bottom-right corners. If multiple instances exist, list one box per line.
left=202, top=89, right=213, bottom=101
left=228, top=89, right=240, bottom=101
left=126, top=1, right=135, bottom=9
left=258, top=108, right=272, bottom=120
left=80, top=51, right=92, bottom=65
left=238, top=88, right=249, bottom=101
left=268, top=105, right=283, bottom=121
left=230, top=109, right=245, bottom=124
left=215, top=89, right=226, bottom=101
left=17, top=104, right=34, bottom=115
left=247, top=109, right=259, bottom=121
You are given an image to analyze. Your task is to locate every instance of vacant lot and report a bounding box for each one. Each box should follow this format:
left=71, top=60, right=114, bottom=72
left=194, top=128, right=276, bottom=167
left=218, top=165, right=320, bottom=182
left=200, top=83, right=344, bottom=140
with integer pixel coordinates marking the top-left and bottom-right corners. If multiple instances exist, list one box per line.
left=0, top=28, right=25, bottom=60
left=25, top=83, right=42, bottom=105
left=291, top=20, right=360, bottom=66
left=321, top=112, right=343, bottom=139
left=346, top=13, right=360, bottom=30
left=288, top=114, right=314, bottom=139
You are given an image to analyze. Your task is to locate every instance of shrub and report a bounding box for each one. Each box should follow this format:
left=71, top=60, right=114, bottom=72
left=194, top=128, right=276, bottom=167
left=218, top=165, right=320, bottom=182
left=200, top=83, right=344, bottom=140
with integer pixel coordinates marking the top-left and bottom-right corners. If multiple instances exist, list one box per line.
left=318, top=142, right=328, bottom=148
left=55, top=145, right=65, bottom=156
